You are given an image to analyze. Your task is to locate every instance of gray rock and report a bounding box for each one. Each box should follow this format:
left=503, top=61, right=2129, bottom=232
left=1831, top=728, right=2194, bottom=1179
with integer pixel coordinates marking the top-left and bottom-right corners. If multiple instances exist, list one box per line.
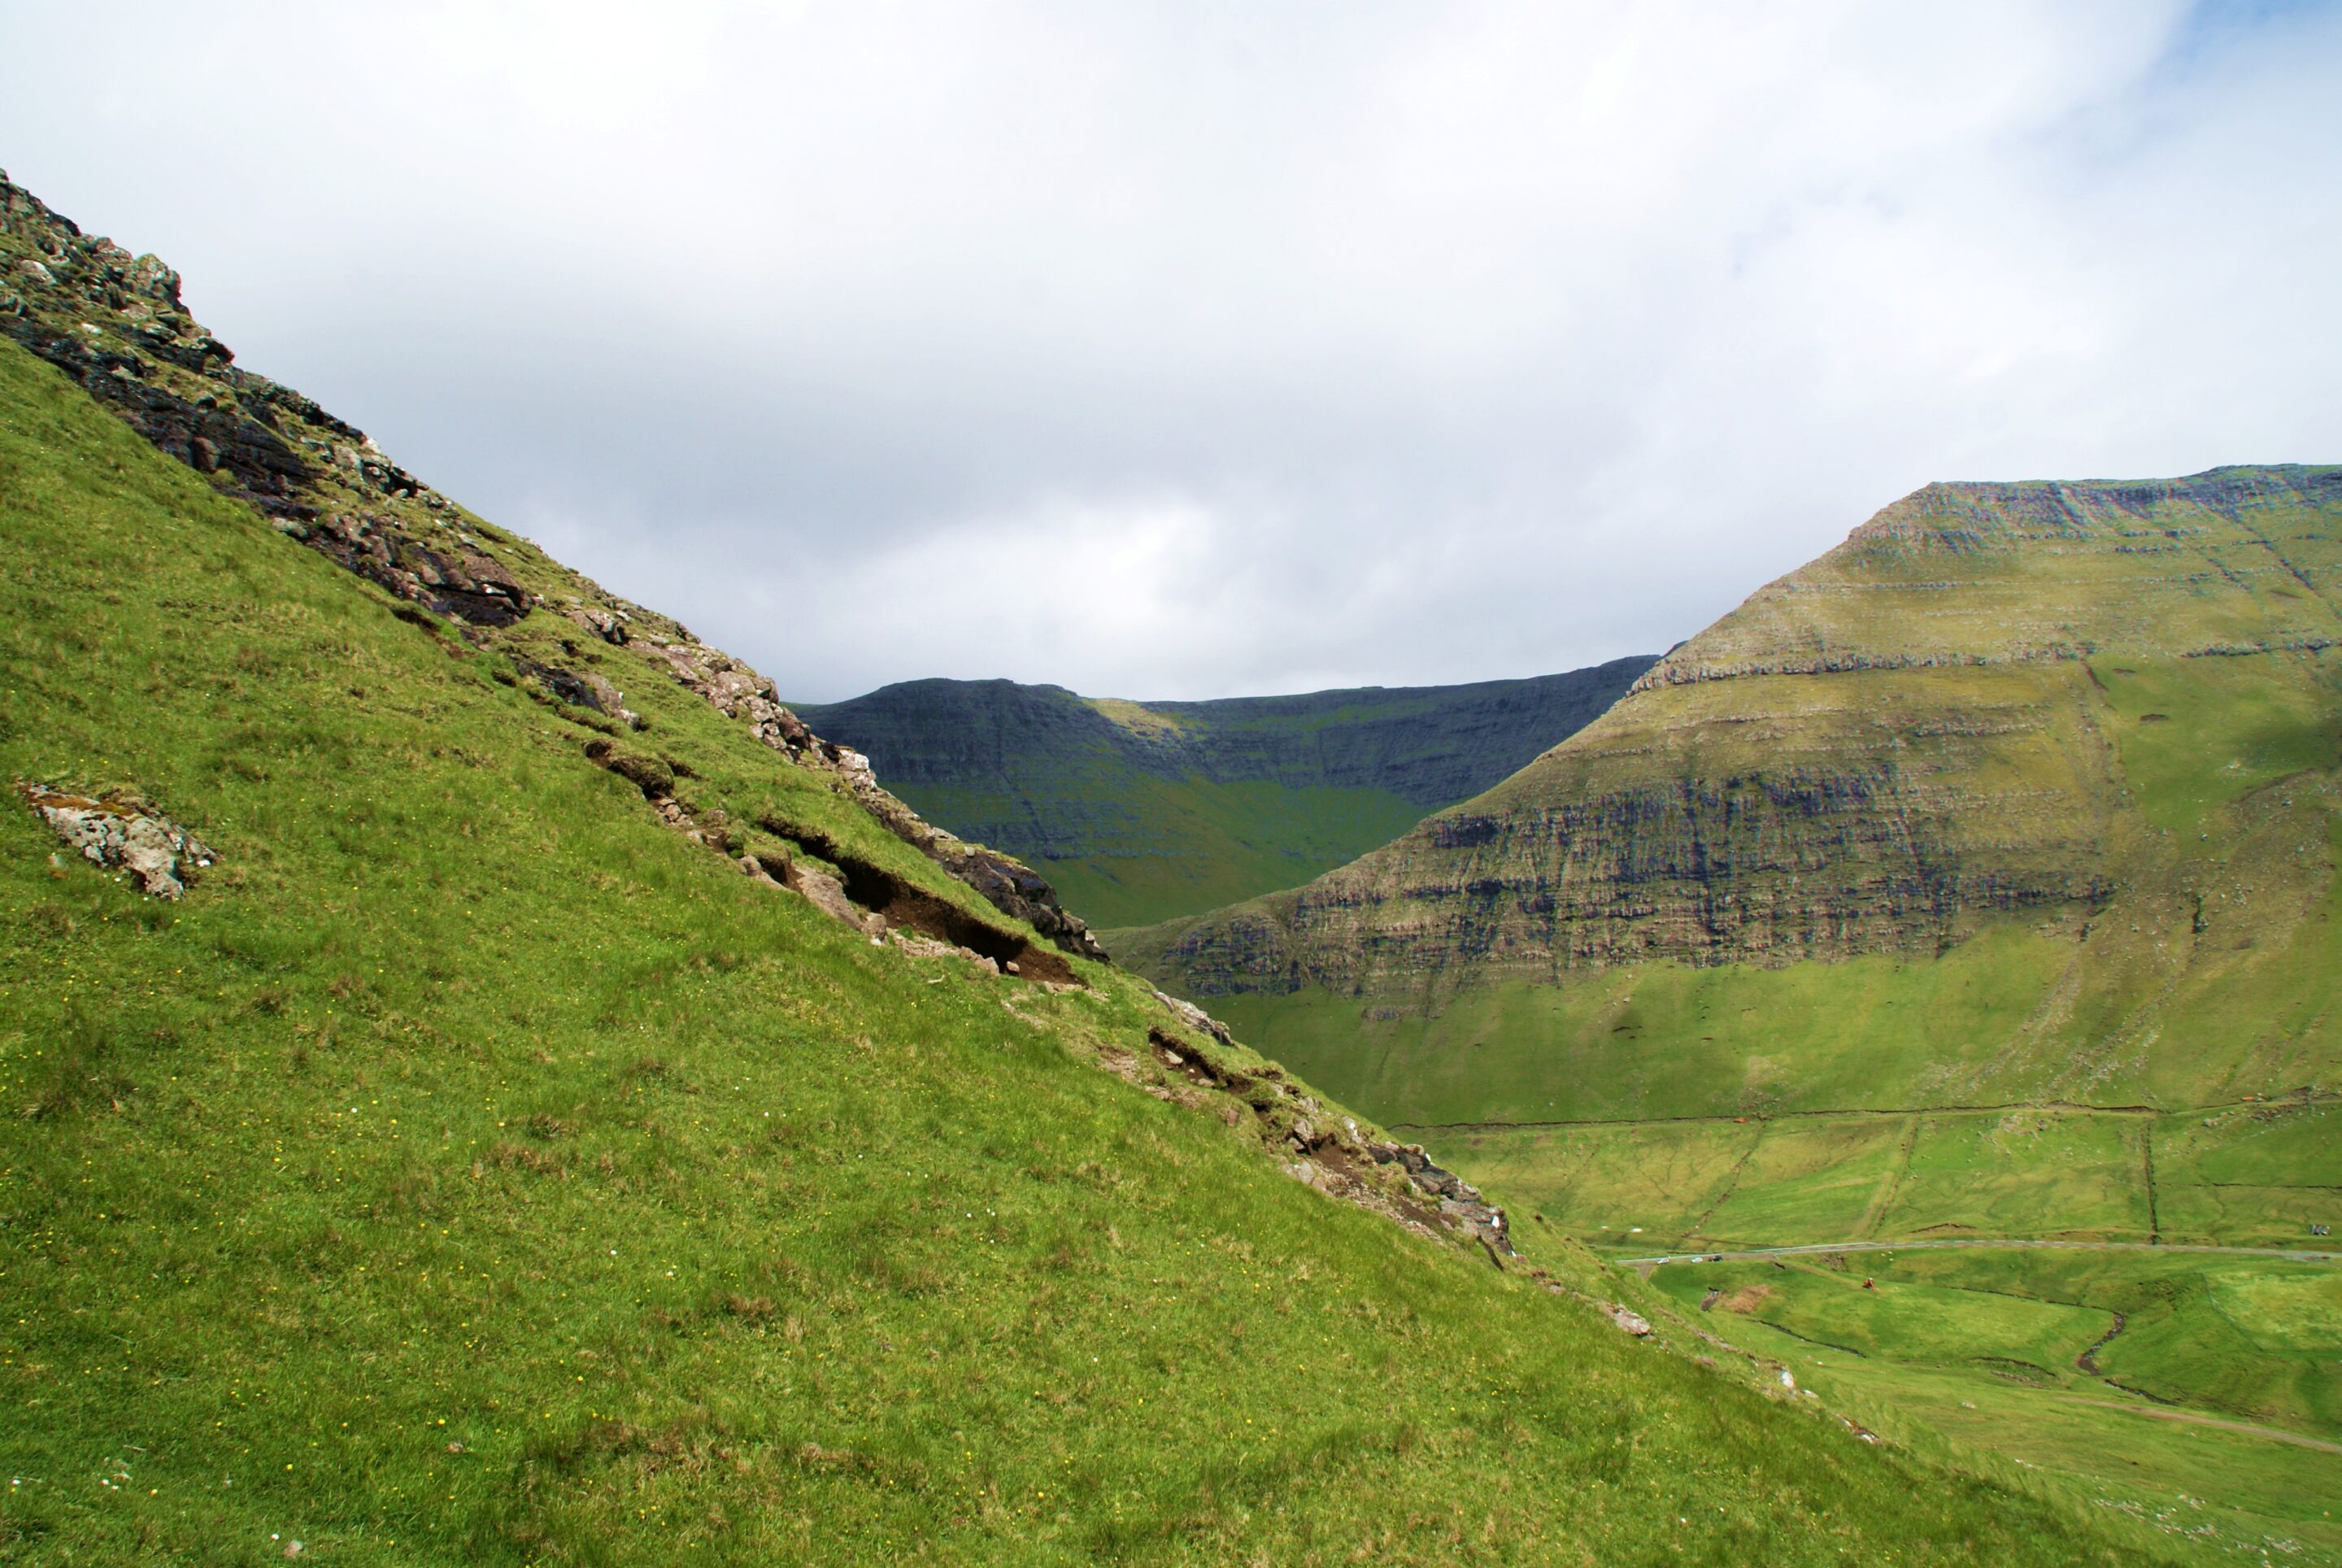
left=18, top=784, right=214, bottom=899
left=786, top=861, right=868, bottom=931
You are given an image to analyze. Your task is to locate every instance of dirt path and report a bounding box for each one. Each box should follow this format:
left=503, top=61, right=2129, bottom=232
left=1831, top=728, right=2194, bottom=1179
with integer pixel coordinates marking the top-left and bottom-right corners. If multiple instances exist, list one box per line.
left=2057, top=1396, right=2342, bottom=1456
left=1614, top=1238, right=2342, bottom=1265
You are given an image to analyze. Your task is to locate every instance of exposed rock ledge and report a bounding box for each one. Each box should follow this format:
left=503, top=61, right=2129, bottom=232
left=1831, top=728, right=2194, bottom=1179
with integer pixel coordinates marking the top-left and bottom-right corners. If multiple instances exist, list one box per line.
left=1125, top=997, right=1516, bottom=1264
left=1630, top=645, right=2083, bottom=691
left=633, top=638, right=1109, bottom=963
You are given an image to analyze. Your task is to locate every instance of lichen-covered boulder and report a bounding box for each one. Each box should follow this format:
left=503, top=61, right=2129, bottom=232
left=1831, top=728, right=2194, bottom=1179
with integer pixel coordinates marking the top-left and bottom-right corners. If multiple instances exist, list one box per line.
left=18, top=783, right=215, bottom=899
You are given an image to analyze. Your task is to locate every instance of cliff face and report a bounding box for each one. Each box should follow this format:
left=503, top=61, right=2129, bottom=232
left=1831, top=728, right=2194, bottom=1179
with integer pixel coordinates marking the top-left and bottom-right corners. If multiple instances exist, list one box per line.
left=794, top=661, right=1653, bottom=929
left=1125, top=468, right=2342, bottom=998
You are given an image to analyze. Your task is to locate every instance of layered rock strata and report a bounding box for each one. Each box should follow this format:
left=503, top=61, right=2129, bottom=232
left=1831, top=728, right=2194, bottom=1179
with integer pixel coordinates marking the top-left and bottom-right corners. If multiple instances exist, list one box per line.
left=792, top=663, right=1655, bottom=929
left=1129, top=467, right=2342, bottom=998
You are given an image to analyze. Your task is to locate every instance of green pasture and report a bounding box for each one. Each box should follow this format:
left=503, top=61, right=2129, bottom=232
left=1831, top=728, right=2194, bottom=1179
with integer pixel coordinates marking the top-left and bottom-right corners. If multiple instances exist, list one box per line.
left=2154, top=1097, right=2342, bottom=1245
left=1648, top=1249, right=2342, bottom=1563
left=1880, top=1112, right=2154, bottom=1241
left=1868, top=1248, right=2342, bottom=1441
left=1696, top=1117, right=1910, bottom=1244
left=1432, top=1120, right=1762, bottom=1241
left=1427, top=1100, right=2342, bottom=1255
left=1656, top=1257, right=2110, bottom=1374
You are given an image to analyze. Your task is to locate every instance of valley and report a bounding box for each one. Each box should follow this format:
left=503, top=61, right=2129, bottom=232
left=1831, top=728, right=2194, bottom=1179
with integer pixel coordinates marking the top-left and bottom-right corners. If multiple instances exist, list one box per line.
left=1645, top=1246, right=2342, bottom=1549
left=3, top=3, right=2331, bottom=1557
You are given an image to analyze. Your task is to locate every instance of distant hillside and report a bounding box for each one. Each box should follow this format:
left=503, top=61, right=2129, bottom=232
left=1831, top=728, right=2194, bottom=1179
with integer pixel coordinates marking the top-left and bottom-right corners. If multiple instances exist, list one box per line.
left=797, top=662, right=1652, bottom=930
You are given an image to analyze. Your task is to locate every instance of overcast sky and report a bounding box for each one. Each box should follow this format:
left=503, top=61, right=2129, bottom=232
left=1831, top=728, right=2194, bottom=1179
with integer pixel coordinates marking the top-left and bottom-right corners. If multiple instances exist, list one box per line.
left=4, top=3, right=2338, bottom=701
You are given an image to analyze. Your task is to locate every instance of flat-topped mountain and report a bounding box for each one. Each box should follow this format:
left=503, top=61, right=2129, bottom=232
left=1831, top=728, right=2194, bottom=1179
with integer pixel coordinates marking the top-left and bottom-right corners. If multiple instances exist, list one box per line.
left=797, top=660, right=1652, bottom=930
left=1128, top=466, right=2341, bottom=1017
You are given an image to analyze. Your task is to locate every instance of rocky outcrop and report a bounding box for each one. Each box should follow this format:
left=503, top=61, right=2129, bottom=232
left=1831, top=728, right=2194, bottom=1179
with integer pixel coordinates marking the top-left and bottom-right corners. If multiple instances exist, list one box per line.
left=1121, top=1009, right=1513, bottom=1260
left=577, top=738, right=1085, bottom=985
left=1365, top=1140, right=1513, bottom=1260
left=1151, top=987, right=1235, bottom=1048
left=511, top=658, right=638, bottom=725
left=18, top=784, right=215, bottom=900
left=1, top=172, right=537, bottom=632
left=1607, top=1305, right=1654, bottom=1337
left=644, top=640, right=1108, bottom=961
left=298, top=512, right=533, bottom=627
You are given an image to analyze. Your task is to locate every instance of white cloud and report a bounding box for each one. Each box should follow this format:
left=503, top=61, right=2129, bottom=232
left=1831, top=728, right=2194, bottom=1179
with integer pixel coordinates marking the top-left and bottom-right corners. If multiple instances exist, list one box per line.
left=3, top=1, right=2336, bottom=699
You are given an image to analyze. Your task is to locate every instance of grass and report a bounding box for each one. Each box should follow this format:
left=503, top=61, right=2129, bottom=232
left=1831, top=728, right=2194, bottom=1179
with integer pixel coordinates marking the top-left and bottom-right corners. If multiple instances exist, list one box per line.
left=1883, top=1113, right=2154, bottom=1242
left=1644, top=1248, right=2342, bottom=1560
left=1206, top=924, right=2089, bottom=1128
left=0, top=337, right=2176, bottom=1566
left=2157, top=1097, right=2342, bottom=1244
left=1364, top=1100, right=2342, bottom=1256
left=1698, top=1119, right=1909, bottom=1243
left=1433, top=1121, right=1765, bottom=1242
left=2092, top=655, right=2342, bottom=844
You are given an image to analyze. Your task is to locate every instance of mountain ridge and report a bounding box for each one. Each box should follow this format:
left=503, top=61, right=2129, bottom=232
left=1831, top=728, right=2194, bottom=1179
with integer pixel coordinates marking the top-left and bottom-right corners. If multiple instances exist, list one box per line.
left=795, top=660, right=1653, bottom=930
left=1122, top=463, right=2342, bottom=1001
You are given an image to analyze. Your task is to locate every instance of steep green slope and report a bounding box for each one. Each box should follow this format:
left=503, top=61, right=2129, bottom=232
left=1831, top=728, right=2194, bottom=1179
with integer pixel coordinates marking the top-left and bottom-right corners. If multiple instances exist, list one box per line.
left=795, top=664, right=1651, bottom=930
left=0, top=179, right=2171, bottom=1562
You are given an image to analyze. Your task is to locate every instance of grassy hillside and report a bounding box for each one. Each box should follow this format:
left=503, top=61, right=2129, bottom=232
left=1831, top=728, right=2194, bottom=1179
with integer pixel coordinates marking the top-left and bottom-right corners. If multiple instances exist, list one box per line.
left=1122, top=468, right=2342, bottom=1557
left=0, top=177, right=2184, bottom=1562
left=795, top=664, right=1650, bottom=930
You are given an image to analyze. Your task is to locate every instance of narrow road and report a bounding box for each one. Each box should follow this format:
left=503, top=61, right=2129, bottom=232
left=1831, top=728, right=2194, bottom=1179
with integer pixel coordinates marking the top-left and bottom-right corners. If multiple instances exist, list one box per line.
left=2057, top=1398, right=2342, bottom=1456
left=1613, top=1237, right=2342, bottom=1265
